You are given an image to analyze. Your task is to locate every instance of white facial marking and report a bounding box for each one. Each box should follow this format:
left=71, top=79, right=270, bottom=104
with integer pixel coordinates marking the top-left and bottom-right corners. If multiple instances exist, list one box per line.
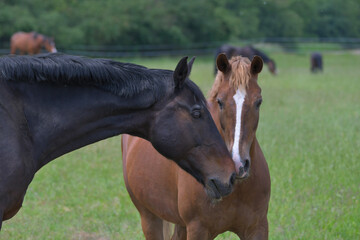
left=232, top=88, right=246, bottom=172
left=51, top=47, right=57, bottom=53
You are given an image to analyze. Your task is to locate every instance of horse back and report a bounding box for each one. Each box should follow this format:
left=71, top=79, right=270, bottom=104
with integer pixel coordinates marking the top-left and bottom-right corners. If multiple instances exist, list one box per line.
left=10, top=32, right=42, bottom=54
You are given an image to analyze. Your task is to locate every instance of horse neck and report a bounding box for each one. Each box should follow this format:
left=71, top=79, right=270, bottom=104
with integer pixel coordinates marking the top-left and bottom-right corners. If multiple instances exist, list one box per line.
left=10, top=81, right=156, bottom=170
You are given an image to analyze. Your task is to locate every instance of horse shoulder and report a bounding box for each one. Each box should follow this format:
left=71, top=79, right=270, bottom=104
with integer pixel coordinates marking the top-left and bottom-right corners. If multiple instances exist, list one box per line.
left=176, top=168, right=210, bottom=222
left=123, top=135, right=182, bottom=223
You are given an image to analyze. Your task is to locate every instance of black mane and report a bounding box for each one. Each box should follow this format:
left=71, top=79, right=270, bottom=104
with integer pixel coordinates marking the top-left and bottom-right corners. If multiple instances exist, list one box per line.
left=0, top=53, right=173, bottom=100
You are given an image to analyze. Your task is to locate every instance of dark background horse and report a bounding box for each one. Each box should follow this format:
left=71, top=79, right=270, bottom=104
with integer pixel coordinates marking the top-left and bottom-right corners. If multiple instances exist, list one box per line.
left=310, top=52, right=323, bottom=73
left=10, top=31, right=57, bottom=55
left=0, top=53, right=236, bottom=230
left=215, top=45, right=277, bottom=75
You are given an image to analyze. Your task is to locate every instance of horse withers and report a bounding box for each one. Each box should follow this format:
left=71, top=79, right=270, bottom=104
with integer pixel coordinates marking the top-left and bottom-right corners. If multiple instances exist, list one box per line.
left=0, top=54, right=236, bottom=230
left=10, top=31, right=57, bottom=55
left=215, top=45, right=276, bottom=75
left=122, top=54, right=271, bottom=240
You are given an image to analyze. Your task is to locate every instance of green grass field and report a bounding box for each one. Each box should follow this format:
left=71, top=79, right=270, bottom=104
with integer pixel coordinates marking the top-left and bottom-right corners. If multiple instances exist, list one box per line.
left=1, top=52, right=360, bottom=239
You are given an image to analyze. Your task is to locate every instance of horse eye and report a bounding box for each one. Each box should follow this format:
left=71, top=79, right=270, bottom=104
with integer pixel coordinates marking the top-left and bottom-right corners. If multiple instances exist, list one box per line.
left=255, top=99, right=263, bottom=109
left=191, top=105, right=202, bottom=118
left=217, top=98, right=224, bottom=109
left=192, top=110, right=201, bottom=118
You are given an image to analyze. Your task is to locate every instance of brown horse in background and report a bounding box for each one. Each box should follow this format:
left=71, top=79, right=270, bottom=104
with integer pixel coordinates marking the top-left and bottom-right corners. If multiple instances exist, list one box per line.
left=215, top=45, right=276, bottom=76
left=122, top=54, right=271, bottom=240
left=10, top=31, right=57, bottom=55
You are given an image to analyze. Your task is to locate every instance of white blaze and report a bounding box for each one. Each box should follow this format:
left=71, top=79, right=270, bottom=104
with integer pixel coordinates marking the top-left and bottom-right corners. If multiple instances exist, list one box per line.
left=232, top=88, right=246, bottom=171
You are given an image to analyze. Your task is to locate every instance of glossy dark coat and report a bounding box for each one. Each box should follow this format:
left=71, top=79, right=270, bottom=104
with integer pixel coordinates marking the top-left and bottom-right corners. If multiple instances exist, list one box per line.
left=0, top=54, right=236, bottom=230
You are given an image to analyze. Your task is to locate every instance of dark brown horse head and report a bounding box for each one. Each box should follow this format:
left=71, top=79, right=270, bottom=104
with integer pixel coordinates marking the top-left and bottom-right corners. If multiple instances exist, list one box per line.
left=210, top=54, right=263, bottom=179
left=149, top=57, right=236, bottom=199
left=43, top=37, right=57, bottom=53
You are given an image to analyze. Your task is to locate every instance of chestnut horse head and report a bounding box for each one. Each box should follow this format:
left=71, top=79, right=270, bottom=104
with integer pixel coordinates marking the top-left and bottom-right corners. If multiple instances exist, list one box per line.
left=210, top=54, right=263, bottom=178
left=41, top=36, right=57, bottom=53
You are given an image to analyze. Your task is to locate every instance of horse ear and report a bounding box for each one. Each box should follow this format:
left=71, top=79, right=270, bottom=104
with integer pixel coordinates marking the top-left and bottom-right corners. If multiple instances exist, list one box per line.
left=216, top=53, right=231, bottom=73
left=187, top=56, right=196, bottom=77
left=174, top=56, right=189, bottom=89
left=251, top=55, right=263, bottom=75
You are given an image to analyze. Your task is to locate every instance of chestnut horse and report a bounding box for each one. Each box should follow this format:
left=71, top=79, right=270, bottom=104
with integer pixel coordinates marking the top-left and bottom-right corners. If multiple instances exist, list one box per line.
left=0, top=54, right=236, bottom=230
left=10, top=31, right=57, bottom=55
left=215, top=45, right=276, bottom=76
left=122, top=54, right=271, bottom=240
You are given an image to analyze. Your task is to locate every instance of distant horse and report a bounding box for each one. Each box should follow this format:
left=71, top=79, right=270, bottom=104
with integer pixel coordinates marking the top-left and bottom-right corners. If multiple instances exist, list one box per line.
left=310, top=52, right=323, bottom=73
left=215, top=45, right=276, bottom=75
left=10, top=31, right=57, bottom=55
left=122, top=54, right=271, bottom=240
left=0, top=54, right=237, bottom=230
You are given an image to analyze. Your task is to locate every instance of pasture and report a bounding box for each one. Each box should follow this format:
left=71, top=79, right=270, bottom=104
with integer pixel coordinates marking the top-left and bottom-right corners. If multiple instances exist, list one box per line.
left=1, top=51, right=359, bottom=239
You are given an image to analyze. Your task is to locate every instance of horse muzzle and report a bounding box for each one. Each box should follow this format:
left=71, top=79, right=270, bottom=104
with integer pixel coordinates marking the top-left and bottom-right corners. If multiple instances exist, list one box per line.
left=236, top=158, right=250, bottom=179
left=205, top=173, right=236, bottom=200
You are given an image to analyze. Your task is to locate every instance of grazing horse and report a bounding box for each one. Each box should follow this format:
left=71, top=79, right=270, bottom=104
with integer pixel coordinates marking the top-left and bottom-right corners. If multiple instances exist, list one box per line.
left=0, top=54, right=237, bottom=230
left=310, top=52, right=323, bottom=73
left=10, top=31, right=57, bottom=55
left=215, top=45, right=276, bottom=75
left=122, top=54, right=271, bottom=240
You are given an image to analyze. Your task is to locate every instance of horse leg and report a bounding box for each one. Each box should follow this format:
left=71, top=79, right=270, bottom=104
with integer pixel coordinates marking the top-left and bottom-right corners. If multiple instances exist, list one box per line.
left=186, top=222, right=211, bottom=240
left=162, top=220, right=174, bottom=240
left=235, top=218, right=268, bottom=240
left=139, top=208, right=165, bottom=240
left=171, top=224, right=186, bottom=240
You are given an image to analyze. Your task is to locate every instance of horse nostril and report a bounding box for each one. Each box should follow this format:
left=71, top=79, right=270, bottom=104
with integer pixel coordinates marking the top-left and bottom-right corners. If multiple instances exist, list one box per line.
left=244, top=159, right=250, bottom=172
left=238, top=159, right=251, bottom=178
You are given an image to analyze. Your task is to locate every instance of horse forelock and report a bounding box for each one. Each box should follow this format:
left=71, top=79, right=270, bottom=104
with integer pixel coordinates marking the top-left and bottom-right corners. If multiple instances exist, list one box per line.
left=210, top=56, right=251, bottom=100
left=0, top=54, right=169, bottom=100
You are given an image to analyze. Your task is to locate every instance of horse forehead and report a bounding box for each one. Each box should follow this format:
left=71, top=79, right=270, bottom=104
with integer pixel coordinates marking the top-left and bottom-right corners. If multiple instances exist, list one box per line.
left=247, top=78, right=262, bottom=95
left=175, top=89, right=206, bottom=107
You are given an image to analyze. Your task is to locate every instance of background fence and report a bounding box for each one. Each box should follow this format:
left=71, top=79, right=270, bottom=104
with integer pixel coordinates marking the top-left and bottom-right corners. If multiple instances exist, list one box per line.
left=1, top=38, right=360, bottom=58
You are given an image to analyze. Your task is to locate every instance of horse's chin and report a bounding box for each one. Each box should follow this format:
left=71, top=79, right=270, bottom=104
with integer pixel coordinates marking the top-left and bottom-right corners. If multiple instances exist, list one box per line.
left=205, top=186, right=223, bottom=201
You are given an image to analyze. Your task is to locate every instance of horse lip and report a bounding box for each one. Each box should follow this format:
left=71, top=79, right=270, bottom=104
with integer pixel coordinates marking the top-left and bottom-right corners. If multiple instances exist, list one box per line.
left=206, top=180, right=222, bottom=200
left=236, top=172, right=249, bottom=180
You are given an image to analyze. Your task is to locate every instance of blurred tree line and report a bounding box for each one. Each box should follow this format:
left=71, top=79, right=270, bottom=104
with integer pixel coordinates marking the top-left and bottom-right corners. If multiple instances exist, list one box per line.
left=0, top=0, right=359, bottom=48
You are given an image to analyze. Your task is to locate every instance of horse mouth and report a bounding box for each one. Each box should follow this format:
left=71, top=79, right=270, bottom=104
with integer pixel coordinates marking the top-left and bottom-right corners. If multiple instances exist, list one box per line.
left=236, top=171, right=249, bottom=180
left=205, top=178, right=232, bottom=200
left=205, top=182, right=222, bottom=200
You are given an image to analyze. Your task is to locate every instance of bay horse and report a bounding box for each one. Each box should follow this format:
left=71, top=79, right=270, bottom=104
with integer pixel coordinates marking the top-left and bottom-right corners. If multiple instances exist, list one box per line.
left=10, top=31, right=57, bottom=55
left=310, top=52, right=323, bottom=73
left=215, top=45, right=276, bottom=75
left=0, top=54, right=237, bottom=230
left=122, top=54, right=271, bottom=240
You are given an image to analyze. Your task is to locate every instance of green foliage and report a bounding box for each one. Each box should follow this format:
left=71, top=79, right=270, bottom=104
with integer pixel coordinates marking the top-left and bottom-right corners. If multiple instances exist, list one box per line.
left=0, top=0, right=359, bottom=48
